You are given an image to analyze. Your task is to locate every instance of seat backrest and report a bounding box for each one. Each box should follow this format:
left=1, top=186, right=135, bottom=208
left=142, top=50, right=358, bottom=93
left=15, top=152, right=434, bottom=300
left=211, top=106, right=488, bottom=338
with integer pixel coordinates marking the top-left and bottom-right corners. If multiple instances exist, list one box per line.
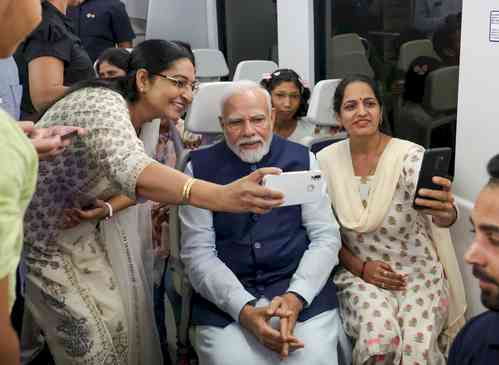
left=184, top=81, right=234, bottom=135
left=301, top=133, right=347, bottom=154
left=330, top=52, right=375, bottom=79
left=421, top=66, right=459, bottom=175
left=306, top=79, right=342, bottom=127
left=192, top=49, right=229, bottom=81
left=331, top=33, right=365, bottom=56
left=232, top=60, right=278, bottom=82
left=423, top=66, right=459, bottom=114
left=397, top=39, right=441, bottom=72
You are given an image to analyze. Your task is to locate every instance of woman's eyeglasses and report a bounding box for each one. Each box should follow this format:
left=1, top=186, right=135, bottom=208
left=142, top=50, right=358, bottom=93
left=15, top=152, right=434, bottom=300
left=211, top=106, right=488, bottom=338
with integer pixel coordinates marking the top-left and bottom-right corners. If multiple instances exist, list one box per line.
left=154, top=74, right=200, bottom=93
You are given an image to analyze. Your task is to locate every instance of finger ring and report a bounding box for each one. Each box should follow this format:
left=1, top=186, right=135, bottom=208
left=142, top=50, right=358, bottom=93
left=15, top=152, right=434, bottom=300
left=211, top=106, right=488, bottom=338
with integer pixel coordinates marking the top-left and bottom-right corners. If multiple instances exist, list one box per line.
left=381, top=282, right=385, bottom=288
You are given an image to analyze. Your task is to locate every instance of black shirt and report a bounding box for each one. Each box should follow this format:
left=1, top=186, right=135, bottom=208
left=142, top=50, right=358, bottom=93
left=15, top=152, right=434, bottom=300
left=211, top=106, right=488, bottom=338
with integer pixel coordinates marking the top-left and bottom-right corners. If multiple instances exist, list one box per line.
left=448, top=310, right=499, bottom=364
left=68, top=0, right=136, bottom=62
left=14, top=1, right=95, bottom=117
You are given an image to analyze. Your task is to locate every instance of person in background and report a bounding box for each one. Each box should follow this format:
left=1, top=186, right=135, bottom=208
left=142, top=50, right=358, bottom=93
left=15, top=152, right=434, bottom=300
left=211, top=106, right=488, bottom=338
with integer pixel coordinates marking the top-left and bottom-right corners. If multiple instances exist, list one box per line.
left=317, top=74, right=466, bottom=364
left=169, top=40, right=211, bottom=149
left=260, top=69, right=317, bottom=145
left=413, top=0, right=462, bottom=35
left=95, top=47, right=129, bottom=79
left=396, top=56, right=442, bottom=144
left=433, top=14, right=461, bottom=66
left=68, top=0, right=135, bottom=62
left=14, top=0, right=95, bottom=121
left=448, top=154, right=499, bottom=364
left=0, top=57, right=23, bottom=120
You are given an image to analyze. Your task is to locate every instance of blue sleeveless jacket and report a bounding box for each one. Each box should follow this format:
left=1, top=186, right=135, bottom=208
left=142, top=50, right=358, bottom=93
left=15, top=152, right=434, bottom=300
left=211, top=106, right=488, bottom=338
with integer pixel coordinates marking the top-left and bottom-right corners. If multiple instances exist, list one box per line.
left=189, top=136, right=338, bottom=327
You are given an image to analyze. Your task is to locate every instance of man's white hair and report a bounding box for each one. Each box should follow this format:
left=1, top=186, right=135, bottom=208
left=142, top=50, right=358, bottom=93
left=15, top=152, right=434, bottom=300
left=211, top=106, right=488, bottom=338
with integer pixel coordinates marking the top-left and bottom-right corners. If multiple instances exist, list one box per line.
left=219, top=80, right=272, bottom=116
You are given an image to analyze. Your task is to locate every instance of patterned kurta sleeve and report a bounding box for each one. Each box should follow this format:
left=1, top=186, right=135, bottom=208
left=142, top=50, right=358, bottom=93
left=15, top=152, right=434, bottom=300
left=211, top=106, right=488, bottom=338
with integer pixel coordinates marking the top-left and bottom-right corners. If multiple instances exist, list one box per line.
left=42, top=87, right=155, bottom=200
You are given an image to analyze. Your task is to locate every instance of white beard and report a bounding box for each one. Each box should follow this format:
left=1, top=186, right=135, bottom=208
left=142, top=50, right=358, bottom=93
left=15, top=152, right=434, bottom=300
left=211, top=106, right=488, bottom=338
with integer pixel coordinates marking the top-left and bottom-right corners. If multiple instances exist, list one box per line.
left=225, top=134, right=273, bottom=163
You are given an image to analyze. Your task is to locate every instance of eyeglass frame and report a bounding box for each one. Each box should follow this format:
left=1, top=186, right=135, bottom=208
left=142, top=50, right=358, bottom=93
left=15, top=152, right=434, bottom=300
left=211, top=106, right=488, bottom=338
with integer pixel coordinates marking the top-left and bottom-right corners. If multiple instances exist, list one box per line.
left=221, top=114, right=269, bottom=132
left=153, top=73, right=200, bottom=93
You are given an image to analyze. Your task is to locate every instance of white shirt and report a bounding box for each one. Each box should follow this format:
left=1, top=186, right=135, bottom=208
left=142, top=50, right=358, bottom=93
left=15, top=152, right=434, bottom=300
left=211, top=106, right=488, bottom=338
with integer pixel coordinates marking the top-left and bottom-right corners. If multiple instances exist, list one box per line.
left=287, top=118, right=317, bottom=145
left=179, top=152, right=341, bottom=322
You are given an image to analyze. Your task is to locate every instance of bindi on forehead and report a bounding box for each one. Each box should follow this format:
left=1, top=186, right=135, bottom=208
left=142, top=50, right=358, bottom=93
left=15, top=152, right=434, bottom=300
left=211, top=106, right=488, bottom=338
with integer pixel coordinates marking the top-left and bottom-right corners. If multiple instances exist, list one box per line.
left=343, top=96, right=377, bottom=104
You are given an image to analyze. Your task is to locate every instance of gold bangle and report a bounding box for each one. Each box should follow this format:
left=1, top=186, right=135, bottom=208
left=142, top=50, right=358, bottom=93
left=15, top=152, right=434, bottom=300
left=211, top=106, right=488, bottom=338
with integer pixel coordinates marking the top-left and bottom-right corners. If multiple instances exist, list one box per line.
left=186, top=178, right=196, bottom=202
left=182, top=177, right=196, bottom=203
left=181, top=177, right=193, bottom=202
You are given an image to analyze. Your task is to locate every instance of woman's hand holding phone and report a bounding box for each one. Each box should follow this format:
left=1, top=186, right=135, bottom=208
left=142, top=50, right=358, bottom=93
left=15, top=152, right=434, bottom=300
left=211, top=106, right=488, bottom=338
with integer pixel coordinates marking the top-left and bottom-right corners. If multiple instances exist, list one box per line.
left=414, top=176, right=457, bottom=227
left=18, top=122, right=87, bottom=159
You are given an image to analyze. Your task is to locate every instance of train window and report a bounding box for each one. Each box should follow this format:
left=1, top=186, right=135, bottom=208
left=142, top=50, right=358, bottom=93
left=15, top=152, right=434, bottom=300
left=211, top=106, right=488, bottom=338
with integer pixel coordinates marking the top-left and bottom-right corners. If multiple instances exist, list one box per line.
left=315, top=0, right=462, bottom=171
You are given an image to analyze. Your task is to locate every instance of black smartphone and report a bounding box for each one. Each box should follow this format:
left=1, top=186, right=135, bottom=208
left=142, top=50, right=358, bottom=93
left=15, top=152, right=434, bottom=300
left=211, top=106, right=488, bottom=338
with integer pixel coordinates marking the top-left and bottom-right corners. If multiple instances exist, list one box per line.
left=60, top=129, right=79, bottom=141
left=413, top=147, right=452, bottom=210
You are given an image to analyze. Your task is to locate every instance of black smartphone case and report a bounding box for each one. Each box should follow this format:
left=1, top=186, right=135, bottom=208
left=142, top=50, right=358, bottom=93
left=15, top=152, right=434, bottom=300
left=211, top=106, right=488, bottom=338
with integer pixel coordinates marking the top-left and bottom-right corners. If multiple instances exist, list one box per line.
left=413, top=147, right=452, bottom=210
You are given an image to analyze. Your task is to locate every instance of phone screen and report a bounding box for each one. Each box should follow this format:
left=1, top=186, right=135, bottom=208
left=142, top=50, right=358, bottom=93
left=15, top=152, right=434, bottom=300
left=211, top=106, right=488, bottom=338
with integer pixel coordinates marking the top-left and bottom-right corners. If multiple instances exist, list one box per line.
left=60, top=130, right=78, bottom=141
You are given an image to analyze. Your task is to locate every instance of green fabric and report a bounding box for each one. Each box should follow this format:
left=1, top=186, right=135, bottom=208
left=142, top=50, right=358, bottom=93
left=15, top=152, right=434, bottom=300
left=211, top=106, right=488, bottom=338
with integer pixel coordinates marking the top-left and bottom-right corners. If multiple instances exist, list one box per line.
left=0, top=110, right=37, bottom=311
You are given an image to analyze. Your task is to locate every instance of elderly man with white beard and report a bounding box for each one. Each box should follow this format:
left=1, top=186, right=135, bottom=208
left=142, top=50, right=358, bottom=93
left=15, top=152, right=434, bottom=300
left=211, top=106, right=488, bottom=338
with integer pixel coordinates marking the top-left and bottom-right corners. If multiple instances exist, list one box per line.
left=179, top=80, right=343, bottom=365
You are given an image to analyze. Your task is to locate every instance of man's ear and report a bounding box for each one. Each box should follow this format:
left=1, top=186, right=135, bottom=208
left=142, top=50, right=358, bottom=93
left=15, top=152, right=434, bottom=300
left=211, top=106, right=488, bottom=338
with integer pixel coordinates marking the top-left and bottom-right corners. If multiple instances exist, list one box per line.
left=218, top=115, right=224, bottom=130
left=135, top=69, right=150, bottom=93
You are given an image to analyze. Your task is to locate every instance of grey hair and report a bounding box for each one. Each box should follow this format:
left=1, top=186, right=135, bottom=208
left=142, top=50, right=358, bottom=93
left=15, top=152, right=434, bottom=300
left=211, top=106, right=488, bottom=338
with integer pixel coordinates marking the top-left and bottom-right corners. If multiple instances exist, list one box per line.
left=220, top=80, right=272, bottom=116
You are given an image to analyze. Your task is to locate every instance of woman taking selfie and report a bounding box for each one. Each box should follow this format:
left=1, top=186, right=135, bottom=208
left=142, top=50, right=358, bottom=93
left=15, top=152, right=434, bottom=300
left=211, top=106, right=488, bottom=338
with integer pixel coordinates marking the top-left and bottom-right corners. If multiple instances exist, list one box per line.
left=317, top=75, right=466, bottom=365
left=23, top=40, right=283, bottom=365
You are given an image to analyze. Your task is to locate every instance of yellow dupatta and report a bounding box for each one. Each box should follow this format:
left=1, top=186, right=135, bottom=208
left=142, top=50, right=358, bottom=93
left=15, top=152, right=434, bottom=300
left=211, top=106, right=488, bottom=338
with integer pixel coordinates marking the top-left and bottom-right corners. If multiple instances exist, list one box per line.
left=317, top=137, right=467, bottom=351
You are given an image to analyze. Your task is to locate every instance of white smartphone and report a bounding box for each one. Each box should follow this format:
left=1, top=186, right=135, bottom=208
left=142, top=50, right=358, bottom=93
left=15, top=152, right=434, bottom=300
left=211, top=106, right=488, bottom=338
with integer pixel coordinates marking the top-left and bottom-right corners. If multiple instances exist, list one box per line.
left=262, top=170, right=325, bottom=207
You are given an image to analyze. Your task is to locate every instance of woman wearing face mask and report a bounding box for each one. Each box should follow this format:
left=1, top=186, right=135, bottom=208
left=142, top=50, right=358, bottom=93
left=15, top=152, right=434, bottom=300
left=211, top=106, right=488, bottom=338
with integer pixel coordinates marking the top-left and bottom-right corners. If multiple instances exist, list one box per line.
left=14, top=0, right=95, bottom=120
left=23, top=39, right=283, bottom=365
left=317, top=75, right=466, bottom=365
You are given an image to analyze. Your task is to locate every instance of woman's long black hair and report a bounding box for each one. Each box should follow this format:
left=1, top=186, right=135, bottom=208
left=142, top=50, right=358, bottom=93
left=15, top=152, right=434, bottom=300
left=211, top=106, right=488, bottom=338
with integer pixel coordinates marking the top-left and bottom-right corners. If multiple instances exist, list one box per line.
left=94, top=47, right=131, bottom=75
left=46, top=39, right=194, bottom=112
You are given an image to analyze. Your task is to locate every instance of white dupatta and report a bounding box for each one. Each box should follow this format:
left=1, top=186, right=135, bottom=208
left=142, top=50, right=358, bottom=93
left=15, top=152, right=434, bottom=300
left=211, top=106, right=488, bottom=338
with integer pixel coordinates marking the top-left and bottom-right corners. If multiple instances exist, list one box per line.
left=317, top=137, right=467, bottom=351
left=100, top=120, right=163, bottom=364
